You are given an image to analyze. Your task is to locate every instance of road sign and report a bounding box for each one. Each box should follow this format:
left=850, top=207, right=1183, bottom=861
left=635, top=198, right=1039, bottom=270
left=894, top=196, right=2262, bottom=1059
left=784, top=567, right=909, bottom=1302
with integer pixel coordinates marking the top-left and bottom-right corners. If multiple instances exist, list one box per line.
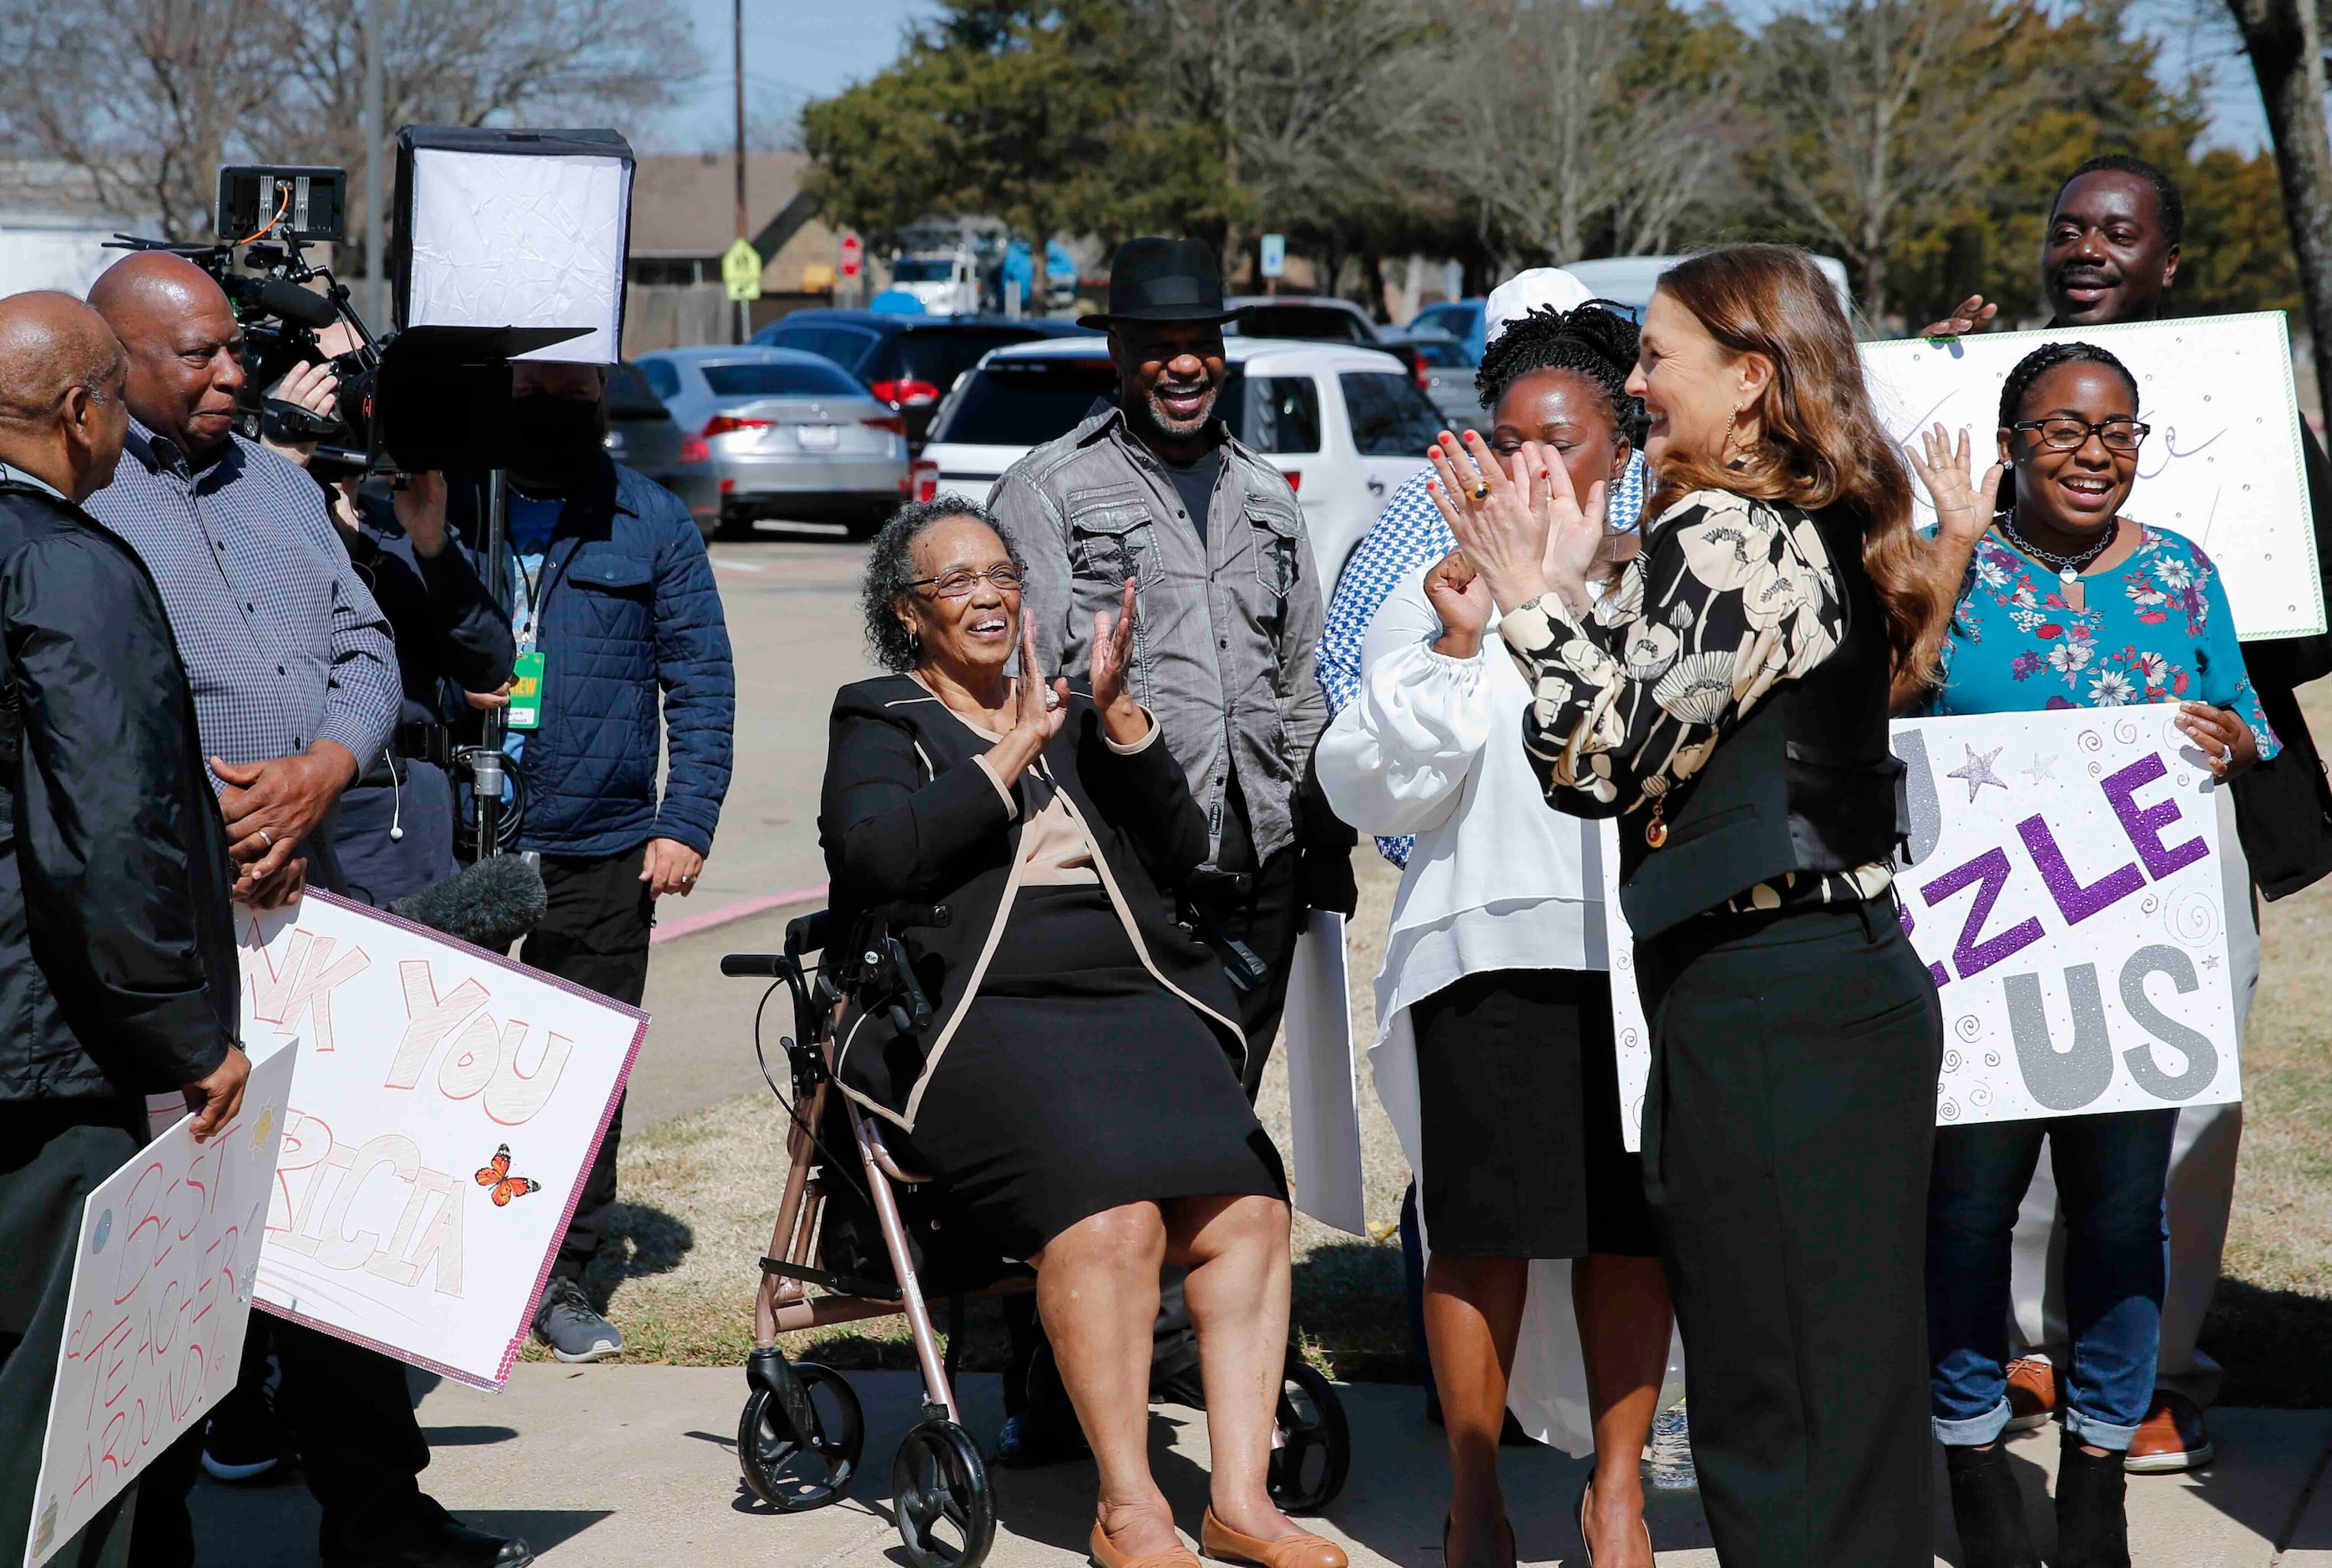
left=1260, top=233, right=1286, bottom=280
left=838, top=231, right=864, bottom=279
left=721, top=238, right=762, bottom=302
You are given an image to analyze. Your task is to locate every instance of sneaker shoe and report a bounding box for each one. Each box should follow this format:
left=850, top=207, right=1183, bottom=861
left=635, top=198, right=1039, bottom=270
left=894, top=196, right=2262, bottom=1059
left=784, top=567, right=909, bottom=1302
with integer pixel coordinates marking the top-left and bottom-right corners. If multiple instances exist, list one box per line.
left=200, top=1383, right=291, bottom=1483
left=2004, top=1356, right=2058, bottom=1433
left=532, top=1277, right=621, bottom=1363
left=993, top=1410, right=1090, bottom=1469
left=2124, top=1389, right=2213, bottom=1474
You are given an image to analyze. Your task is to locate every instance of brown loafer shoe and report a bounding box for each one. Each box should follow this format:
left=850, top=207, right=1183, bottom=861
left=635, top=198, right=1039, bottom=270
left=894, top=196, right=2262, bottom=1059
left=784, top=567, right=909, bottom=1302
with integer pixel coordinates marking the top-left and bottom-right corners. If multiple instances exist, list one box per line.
left=1088, top=1520, right=1201, bottom=1568
left=1199, top=1510, right=1348, bottom=1568
left=2004, top=1356, right=2058, bottom=1433
left=2125, top=1390, right=2213, bottom=1474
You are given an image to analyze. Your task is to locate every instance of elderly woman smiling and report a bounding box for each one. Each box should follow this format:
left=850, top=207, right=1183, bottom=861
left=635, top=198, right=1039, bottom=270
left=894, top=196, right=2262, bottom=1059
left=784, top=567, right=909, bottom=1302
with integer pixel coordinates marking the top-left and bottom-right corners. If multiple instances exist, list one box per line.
left=818, top=498, right=1343, bottom=1568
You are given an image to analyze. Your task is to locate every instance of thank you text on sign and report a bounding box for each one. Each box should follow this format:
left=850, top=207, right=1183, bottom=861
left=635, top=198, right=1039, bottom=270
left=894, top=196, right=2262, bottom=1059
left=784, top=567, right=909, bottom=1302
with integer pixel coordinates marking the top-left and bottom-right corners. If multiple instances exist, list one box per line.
left=239, top=892, right=645, bottom=1390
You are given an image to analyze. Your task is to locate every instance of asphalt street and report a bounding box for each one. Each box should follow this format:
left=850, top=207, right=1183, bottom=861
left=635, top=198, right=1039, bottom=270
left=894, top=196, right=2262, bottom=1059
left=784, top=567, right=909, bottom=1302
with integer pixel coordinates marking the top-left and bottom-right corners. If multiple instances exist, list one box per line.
left=629, top=524, right=873, bottom=1130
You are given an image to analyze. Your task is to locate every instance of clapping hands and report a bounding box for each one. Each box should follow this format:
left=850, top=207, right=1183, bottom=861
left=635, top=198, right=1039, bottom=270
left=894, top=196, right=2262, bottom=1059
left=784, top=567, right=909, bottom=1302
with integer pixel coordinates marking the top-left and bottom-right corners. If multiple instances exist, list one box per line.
left=1424, top=427, right=1606, bottom=617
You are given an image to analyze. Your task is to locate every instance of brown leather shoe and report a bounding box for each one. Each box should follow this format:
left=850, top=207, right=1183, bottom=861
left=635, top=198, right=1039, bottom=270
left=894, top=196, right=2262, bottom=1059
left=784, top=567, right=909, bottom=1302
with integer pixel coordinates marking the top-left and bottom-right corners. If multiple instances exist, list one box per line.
left=2004, top=1356, right=2058, bottom=1433
left=2125, top=1389, right=2214, bottom=1474
left=1199, top=1510, right=1348, bottom=1568
left=1088, top=1520, right=1201, bottom=1568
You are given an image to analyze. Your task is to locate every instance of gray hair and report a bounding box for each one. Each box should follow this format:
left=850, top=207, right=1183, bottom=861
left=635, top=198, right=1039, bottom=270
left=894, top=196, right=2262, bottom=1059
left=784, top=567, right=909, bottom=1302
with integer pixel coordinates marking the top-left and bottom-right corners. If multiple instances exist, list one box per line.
left=860, top=495, right=1026, bottom=672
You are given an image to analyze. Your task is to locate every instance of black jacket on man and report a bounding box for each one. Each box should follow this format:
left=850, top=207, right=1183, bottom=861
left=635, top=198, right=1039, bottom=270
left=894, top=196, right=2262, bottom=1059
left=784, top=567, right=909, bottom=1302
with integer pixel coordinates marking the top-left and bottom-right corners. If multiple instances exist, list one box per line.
left=2233, top=425, right=2332, bottom=900
left=0, top=480, right=238, bottom=1100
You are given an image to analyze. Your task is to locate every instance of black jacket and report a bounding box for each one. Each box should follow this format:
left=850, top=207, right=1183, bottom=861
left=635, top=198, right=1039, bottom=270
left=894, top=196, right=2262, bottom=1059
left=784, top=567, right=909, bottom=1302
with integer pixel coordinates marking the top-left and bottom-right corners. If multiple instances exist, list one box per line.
left=2231, top=423, right=2332, bottom=900
left=818, top=675, right=1242, bottom=1131
left=342, top=490, right=515, bottom=738
left=0, top=482, right=238, bottom=1100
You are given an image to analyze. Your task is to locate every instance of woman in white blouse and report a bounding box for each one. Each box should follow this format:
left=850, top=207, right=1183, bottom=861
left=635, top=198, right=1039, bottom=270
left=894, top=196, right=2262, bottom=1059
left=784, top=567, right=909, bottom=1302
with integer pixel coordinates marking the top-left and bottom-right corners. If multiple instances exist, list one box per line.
left=1318, top=305, right=1673, bottom=1568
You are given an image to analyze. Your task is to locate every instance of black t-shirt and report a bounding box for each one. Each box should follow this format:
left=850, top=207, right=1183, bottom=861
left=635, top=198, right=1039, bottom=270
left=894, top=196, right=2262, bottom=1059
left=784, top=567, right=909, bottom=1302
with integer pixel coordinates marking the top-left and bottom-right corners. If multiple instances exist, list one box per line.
left=1161, top=444, right=1224, bottom=544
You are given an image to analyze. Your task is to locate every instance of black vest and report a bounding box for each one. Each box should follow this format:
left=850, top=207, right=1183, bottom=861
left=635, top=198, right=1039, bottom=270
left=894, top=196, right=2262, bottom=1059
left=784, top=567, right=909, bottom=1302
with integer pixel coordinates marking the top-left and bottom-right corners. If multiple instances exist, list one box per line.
left=1618, top=501, right=1905, bottom=936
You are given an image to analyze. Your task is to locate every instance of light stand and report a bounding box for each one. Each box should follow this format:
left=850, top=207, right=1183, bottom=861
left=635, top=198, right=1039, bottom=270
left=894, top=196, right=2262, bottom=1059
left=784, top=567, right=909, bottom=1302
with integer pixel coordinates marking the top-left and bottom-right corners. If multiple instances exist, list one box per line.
left=469, top=469, right=509, bottom=857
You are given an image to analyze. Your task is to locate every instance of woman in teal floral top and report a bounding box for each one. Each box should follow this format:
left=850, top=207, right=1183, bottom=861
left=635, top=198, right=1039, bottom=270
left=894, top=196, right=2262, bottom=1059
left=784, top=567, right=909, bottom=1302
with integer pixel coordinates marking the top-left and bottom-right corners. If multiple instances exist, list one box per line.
left=1906, top=340, right=2270, bottom=1568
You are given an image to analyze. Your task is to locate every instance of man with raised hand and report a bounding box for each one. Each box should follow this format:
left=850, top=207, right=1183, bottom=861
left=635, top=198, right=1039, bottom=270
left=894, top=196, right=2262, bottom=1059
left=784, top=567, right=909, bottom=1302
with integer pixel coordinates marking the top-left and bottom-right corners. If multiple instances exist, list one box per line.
left=0, top=291, right=247, bottom=1567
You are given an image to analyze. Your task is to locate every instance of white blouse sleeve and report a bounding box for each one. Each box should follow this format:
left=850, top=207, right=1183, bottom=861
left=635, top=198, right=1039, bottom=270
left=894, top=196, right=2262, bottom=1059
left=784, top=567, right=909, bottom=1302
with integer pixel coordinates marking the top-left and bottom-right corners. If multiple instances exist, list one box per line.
left=1316, top=568, right=1499, bottom=837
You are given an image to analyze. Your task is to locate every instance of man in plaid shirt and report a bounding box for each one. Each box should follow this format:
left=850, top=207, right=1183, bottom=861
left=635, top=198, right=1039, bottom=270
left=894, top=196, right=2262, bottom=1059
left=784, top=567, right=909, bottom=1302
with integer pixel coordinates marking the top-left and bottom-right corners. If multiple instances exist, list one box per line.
left=85, top=253, right=531, bottom=1568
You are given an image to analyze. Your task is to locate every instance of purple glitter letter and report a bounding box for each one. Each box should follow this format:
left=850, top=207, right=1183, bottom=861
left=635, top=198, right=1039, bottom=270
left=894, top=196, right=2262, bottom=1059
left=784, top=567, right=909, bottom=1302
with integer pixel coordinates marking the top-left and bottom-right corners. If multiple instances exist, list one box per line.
left=1920, top=846, right=2045, bottom=980
left=2016, top=814, right=2144, bottom=924
left=2101, top=753, right=2208, bottom=880
left=1896, top=895, right=1950, bottom=989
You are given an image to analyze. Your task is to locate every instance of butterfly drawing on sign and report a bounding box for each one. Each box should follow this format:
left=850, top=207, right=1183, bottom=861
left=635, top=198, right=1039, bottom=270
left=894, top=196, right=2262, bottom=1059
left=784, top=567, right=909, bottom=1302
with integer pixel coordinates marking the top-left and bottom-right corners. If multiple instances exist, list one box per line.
left=473, top=1142, right=541, bottom=1206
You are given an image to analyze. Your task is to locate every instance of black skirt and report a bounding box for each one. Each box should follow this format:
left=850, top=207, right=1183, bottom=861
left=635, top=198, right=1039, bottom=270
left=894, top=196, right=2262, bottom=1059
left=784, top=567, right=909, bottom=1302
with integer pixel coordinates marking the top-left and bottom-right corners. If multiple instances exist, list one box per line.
left=900, top=885, right=1287, bottom=1261
left=1411, top=967, right=1657, bottom=1259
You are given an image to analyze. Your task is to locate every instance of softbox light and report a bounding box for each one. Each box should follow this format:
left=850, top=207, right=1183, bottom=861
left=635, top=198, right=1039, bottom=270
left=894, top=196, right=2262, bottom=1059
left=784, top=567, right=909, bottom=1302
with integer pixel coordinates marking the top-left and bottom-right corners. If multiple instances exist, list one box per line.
left=391, top=126, right=633, bottom=364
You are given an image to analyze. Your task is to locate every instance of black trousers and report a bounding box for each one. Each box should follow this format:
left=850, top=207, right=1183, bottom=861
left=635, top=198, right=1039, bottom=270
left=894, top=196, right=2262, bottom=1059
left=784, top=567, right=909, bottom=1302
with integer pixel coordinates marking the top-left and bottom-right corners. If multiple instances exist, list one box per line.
left=1635, top=898, right=1943, bottom=1568
left=0, top=1100, right=146, bottom=1568
left=519, top=847, right=654, bottom=1282
left=134, top=1316, right=435, bottom=1566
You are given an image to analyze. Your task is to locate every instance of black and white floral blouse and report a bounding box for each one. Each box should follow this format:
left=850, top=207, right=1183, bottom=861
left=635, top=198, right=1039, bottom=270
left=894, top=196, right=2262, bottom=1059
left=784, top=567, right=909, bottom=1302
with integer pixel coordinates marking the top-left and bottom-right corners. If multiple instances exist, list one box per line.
left=1496, top=487, right=1891, bottom=912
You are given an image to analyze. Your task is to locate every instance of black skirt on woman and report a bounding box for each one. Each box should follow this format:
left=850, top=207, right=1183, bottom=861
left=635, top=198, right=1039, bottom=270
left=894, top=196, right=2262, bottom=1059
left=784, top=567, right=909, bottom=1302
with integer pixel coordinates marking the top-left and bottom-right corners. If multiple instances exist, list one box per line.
left=901, top=884, right=1287, bottom=1262
left=1411, top=967, right=1656, bottom=1259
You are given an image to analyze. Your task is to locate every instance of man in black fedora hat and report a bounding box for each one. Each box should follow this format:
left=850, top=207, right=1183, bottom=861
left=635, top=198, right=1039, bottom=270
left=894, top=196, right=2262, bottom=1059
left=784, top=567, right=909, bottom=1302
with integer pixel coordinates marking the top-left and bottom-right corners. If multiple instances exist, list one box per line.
left=993, top=235, right=1355, bottom=1451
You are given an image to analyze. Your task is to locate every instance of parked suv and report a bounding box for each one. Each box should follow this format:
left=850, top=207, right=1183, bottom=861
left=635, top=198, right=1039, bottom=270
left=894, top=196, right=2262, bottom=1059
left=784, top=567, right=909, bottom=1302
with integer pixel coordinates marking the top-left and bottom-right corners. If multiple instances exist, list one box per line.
left=751, top=310, right=1083, bottom=448
left=919, top=336, right=1442, bottom=589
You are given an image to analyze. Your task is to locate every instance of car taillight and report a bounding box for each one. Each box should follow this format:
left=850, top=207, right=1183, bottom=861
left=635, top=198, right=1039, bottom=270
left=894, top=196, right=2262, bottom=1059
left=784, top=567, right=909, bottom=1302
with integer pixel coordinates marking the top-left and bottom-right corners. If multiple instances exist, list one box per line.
left=870, top=377, right=941, bottom=407
left=702, top=415, right=771, bottom=438
left=1411, top=351, right=1432, bottom=391
left=678, top=435, right=711, bottom=464
left=862, top=414, right=908, bottom=435
left=908, top=458, right=939, bottom=503
left=1283, top=471, right=1301, bottom=493
left=719, top=478, right=736, bottom=494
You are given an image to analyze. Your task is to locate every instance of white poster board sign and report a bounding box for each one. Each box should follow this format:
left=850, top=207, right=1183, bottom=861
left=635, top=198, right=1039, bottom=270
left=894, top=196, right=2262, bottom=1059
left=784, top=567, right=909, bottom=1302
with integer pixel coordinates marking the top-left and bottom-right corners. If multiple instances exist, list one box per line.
left=1609, top=706, right=2238, bottom=1148
left=1859, top=312, right=2323, bottom=641
left=25, top=1046, right=295, bottom=1567
left=240, top=891, right=645, bottom=1390
left=1282, top=911, right=1365, bottom=1236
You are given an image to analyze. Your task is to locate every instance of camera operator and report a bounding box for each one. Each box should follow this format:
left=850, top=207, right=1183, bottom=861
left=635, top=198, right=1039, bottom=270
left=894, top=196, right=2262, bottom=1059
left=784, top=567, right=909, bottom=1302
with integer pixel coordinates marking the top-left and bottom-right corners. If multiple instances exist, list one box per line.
left=261, top=327, right=517, bottom=904
left=83, top=252, right=530, bottom=1568
left=447, top=359, right=735, bottom=1363
left=0, top=291, right=248, bottom=1568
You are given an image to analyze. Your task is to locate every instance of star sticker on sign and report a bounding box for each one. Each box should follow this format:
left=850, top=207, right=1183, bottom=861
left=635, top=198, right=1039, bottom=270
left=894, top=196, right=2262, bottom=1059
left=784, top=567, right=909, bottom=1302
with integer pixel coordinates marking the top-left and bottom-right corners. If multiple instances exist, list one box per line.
left=1948, top=743, right=2011, bottom=803
left=2021, top=753, right=2057, bottom=785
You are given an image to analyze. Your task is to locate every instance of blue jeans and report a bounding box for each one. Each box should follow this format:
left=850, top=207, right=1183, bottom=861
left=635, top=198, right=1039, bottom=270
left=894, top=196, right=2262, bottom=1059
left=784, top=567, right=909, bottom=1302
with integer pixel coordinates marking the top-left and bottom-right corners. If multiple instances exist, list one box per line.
left=1927, top=1109, right=2176, bottom=1450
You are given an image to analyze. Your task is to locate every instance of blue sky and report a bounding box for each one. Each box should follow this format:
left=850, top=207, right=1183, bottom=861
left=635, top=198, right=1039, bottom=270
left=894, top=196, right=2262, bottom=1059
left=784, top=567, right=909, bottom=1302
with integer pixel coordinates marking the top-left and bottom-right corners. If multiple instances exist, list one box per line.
left=636, top=0, right=2269, bottom=155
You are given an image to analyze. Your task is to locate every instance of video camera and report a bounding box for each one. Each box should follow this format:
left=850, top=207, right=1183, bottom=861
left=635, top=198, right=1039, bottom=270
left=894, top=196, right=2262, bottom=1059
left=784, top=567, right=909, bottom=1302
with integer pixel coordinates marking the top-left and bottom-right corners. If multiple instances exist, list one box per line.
left=105, top=132, right=633, bottom=479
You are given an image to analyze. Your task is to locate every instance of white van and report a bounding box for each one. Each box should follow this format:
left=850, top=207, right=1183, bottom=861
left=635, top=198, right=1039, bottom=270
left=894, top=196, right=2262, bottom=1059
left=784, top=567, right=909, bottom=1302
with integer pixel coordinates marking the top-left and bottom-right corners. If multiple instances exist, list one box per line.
left=1565, top=254, right=1856, bottom=322
left=888, top=250, right=982, bottom=316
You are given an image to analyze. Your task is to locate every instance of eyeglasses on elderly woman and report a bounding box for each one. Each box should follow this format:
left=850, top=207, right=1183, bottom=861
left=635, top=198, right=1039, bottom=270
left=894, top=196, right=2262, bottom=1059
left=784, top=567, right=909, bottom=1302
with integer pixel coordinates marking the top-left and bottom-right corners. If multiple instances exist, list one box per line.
left=908, top=564, right=1024, bottom=599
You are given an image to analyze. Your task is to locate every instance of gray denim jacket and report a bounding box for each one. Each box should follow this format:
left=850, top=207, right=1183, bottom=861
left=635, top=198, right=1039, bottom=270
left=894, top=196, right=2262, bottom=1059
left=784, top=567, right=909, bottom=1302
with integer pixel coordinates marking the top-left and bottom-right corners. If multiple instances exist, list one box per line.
left=995, top=406, right=1327, bottom=864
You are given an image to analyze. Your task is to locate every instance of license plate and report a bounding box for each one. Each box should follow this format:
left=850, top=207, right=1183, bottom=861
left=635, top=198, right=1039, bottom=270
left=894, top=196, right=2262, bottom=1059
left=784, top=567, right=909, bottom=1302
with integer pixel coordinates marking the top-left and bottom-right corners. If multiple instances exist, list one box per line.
left=795, top=424, right=841, bottom=451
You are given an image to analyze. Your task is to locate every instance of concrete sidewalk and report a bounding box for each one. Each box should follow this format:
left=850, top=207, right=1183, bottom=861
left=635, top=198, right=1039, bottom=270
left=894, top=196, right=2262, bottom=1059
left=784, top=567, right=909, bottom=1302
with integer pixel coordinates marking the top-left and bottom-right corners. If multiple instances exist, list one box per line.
left=192, top=1366, right=2332, bottom=1566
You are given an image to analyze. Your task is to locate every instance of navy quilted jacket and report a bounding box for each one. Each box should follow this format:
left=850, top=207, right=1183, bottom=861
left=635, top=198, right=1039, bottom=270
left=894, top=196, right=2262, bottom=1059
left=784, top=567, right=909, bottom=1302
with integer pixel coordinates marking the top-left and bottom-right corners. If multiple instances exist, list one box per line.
left=448, top=458, right=734, bottom=858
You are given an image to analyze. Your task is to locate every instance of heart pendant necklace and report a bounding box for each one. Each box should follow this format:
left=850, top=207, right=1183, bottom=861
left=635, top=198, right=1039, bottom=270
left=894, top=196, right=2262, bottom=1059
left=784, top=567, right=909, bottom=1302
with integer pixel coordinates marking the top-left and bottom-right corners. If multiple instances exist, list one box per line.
left=2001, top=515, right=2113, bottom=614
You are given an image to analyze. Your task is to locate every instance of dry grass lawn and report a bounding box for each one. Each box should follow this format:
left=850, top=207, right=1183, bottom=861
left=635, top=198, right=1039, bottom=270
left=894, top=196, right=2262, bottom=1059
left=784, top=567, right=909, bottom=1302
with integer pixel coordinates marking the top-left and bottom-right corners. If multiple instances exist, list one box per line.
left=562, top=690, right=2332, bottom=1397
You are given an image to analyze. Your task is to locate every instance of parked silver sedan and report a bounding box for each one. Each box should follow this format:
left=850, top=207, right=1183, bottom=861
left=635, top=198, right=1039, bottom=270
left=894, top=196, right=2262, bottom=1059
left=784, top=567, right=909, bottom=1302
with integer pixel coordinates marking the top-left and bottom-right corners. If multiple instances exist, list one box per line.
left=634, top=346, right=909, bottom=539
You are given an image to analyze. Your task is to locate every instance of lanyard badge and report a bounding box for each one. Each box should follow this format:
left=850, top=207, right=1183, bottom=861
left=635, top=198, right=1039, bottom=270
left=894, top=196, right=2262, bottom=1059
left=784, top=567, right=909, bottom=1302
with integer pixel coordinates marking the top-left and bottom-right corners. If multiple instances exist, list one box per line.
left=507, top=649, right=546, bottom=731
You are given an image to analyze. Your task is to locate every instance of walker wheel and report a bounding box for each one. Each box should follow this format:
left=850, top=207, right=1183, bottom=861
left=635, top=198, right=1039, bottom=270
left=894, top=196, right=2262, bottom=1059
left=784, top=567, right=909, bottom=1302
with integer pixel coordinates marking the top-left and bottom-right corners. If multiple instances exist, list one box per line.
left=738, top=1362, right=863, bottom=1510
left=892, top=1419, right=997, bottom=1568
left=1267, top=1356, right=1350, bottom=1512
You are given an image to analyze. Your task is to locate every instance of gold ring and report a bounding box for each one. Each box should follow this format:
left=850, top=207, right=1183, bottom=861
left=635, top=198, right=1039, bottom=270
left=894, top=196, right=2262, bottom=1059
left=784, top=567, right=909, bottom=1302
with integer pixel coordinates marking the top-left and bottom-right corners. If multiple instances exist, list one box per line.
left=1467, top=480, right=1491, bottom=502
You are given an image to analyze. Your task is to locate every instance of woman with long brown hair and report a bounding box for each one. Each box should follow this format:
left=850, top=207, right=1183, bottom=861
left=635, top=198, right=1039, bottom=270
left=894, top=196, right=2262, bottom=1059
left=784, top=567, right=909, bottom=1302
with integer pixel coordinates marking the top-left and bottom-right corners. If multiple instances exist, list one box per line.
left=1427, top=244, right=1945, bottom=1565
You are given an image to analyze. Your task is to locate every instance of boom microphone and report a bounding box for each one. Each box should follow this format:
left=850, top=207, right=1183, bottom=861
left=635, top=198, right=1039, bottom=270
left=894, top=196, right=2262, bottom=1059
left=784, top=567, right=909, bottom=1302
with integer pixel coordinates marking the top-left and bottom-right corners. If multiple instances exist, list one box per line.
left=251, top=276, right=340, bottom=328
left=389, top=854, right=548, bottom=951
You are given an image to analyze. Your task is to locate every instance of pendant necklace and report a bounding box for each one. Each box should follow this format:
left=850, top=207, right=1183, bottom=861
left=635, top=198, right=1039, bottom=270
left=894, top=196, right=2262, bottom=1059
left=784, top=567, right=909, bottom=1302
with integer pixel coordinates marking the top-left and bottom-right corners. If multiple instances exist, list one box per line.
left=2000, top=513, right=2115, bottom=613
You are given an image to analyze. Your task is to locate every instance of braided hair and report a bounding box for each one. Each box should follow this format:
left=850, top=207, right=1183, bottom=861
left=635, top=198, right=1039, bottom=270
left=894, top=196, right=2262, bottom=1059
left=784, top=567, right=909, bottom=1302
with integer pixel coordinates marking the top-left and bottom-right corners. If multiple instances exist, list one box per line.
left=1473, top=301, right=1648, bottom=447
left=1996, top=340, right=2139, bottom=431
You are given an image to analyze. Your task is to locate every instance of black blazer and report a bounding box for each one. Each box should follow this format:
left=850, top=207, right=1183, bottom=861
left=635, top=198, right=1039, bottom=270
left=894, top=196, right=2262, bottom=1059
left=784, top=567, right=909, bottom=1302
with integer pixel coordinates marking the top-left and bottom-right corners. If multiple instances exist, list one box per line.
left=818, top=675, right=1242, bottom=1130
left=0, top=482, right=239, bottom=1101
